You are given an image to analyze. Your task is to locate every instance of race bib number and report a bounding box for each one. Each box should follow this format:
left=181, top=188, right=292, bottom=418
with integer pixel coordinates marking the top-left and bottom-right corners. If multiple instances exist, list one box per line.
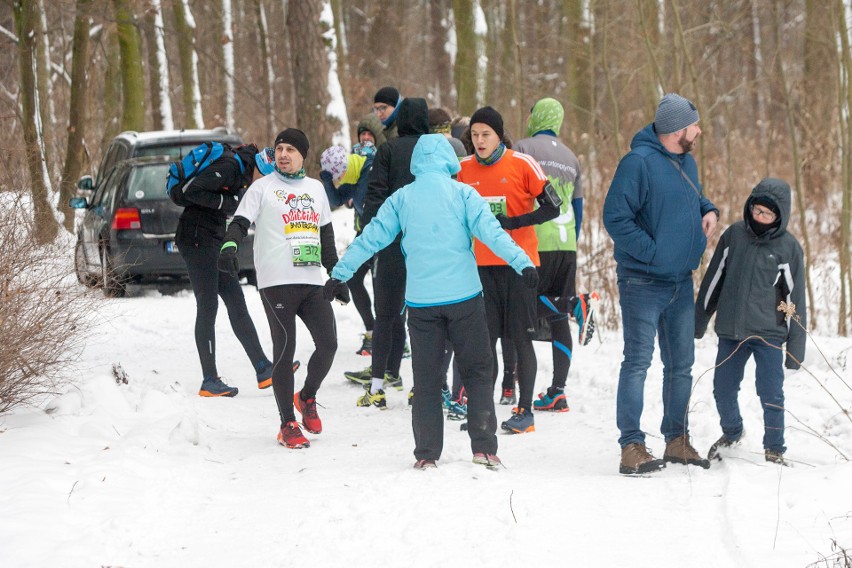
left=291, top=237, right=321, bottom=267
left=484, top=195, right=507, bottom=217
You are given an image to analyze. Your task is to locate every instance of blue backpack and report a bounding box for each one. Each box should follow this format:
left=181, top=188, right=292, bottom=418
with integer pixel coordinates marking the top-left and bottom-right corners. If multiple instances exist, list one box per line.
left=166, top=142, right=230, bottom=204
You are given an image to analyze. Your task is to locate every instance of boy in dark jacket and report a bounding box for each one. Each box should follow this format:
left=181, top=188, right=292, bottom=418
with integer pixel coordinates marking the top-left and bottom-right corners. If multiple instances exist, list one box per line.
left=696, top=177, right=806, bottom=466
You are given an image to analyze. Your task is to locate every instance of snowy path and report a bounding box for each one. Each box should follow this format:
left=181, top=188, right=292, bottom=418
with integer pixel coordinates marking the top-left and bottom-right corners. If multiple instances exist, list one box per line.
left=2, top=212, right=851, bottom=567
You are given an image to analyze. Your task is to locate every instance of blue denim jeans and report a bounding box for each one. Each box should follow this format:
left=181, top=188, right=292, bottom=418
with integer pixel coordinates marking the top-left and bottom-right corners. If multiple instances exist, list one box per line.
left=713, top=337, right=786, bottom=453
left=616, top=276, right=695, bottom=447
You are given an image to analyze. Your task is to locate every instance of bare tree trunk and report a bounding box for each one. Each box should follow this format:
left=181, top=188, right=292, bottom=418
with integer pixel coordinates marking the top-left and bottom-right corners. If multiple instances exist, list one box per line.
left=452, top=0, right=477, bottom=115
left=13, top=0, right=58, bottom=244
left=59, top=0, right=91, bottom=234
left=222, top=0, right=235, bottom=130
left=773, top=3, right=816, bottom=327
left=142, top=0, right=173, bottom=130
left=563, top=0, right=591, bottom=136
left=173, top=0, right=203, bottom=129
left=100, top=23, right=121, bottom=150
left=34, top=0, right=55, bottom=166
left=322, top=0, right=349, bottom=145
left=286, top=0, right=333, bottom=173
left=428, top=0, right=453, bottom=109
left=256, top=0, right=275, bottom=143
left=113, top=0, right=145, bottom=132
left=836, top=0, right=852, bottom=334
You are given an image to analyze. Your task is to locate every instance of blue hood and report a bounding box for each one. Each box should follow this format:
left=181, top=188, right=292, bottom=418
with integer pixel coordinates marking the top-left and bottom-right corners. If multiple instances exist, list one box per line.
left=410, top=134, right=461, bottom=177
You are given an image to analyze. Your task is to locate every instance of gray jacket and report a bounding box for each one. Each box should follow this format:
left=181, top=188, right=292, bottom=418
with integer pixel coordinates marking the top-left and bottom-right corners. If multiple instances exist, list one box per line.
left=695, top=178, right=806, bottom=368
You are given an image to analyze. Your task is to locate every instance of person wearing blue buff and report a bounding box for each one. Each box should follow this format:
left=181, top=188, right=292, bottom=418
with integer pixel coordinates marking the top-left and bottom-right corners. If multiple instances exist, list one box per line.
left=328, top=134, right=538, bottom=470
left=373, top=86, right=401, bottom=140
left=173, top=142, right=275, bottom=399
left=604, top=93, right=719, bottom=475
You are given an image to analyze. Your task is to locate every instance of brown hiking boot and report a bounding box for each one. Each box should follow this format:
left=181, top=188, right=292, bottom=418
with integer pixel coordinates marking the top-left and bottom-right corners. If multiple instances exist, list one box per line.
left=619, top=443, right=666, bottom=475
left=664, top=435, right=710, bottom=469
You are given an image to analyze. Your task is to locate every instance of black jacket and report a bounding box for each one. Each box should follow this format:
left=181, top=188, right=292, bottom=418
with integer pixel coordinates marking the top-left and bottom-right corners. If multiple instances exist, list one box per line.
left=695, top=178, right=806, bottom=369
left=362, top=98, right=430, bottom=229
left=175, top=145, right=257, bottom=248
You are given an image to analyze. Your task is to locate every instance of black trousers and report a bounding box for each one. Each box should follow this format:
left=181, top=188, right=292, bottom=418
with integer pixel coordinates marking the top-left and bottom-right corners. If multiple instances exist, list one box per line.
left=348, top=260, right=374, bottom=332
left=260, top=285, right=337, bottom=425
left=180, top=242, right=267, bottom=380
left=408, top=295, right=497, bottom=461
left=371, top=242, right=407, bottom=379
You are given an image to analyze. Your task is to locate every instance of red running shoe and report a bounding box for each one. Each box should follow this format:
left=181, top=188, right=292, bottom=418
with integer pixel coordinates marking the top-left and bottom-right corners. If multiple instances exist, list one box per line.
left=277, top=421, right=310, bottom=449
left=293, top=391, right=322, bottom=434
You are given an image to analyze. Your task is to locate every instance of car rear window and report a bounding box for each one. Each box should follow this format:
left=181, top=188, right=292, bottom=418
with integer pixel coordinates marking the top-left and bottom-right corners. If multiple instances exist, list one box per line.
left=126, top=164, right=170, bottom=201
left=134, top=144, right=217, bottom=159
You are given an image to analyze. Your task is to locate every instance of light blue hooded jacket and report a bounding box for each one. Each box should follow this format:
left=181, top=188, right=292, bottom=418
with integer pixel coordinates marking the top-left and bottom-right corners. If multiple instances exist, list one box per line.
left=332, top=134, right=534, bottom=306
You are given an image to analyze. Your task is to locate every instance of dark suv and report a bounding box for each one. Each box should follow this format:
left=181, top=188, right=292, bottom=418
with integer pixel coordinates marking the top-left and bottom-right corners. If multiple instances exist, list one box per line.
left=70, top=129, right=256, bottom=296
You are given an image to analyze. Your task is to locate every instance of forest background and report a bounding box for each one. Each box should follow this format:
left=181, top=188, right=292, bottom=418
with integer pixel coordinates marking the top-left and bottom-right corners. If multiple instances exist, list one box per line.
left=2, top=0, right=852, bottom=335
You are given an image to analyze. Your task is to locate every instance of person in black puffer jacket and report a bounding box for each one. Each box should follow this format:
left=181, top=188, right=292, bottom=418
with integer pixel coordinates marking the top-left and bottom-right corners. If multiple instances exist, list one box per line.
left=344, top=98, right=429, bottom=406
left=174, top=143, right=273, bottom=398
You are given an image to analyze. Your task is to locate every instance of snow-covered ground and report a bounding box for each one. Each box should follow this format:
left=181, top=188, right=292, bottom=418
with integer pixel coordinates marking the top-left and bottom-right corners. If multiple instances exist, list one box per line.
left=2, top=209, right=851, bottom=567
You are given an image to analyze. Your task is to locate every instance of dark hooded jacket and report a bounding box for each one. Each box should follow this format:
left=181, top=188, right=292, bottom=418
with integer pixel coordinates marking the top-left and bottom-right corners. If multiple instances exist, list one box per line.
left=357, top=114, right=387, bottom=149
left=603, top=124, right=718, bottom=281
left=695, top=178, right=806, bottom=369
left=175, top=144, right=257, bottom=248
left=362, top=97, right=430, bottom=228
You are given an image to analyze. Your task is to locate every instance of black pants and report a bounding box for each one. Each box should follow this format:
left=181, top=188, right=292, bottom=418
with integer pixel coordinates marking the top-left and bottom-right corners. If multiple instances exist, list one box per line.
left=180, top=243, right=267, bottom=380
left=538, top=251, right=577, bottom=391
left=408, top=295, right=497, bottom=461
left=260, top=285, right=337, bottom=425
left=348, top=260, right=374, bottom=332
left=371, top=242, right=407, bottom=379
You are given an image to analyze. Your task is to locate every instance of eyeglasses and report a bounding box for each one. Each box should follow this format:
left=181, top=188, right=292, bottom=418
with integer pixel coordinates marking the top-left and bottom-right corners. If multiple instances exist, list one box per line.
left=750, top=204, right=777, bottom=222
left=372, top=104, right=390, bottom=114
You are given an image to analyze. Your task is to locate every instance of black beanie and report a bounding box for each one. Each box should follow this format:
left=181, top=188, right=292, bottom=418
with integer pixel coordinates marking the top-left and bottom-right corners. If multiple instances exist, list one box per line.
left=274, top=128, right=309, bottom=160
left=374, top=86, right=400, bottom=107
left=470, top=106, right=504, bottom=140
left=752, top=195, right=781, bottom=218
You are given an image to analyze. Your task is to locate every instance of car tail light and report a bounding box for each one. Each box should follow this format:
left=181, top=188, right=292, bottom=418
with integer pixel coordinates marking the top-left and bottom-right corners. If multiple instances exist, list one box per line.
left=112, top=208, right=141, bottom=230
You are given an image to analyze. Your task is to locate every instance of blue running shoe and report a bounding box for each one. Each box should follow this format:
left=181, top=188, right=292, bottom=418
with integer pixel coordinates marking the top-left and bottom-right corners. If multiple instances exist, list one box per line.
left=532, top=390, right=569, bottom=412
left=441, top=387, right=453, bottom=410
left=573, top=292, right=599, bottom=346
left=447, top=400, right=467, bottom=421
left=501, top=407, right=535, bottom=433
left=199, top=376, right=238, bottom=397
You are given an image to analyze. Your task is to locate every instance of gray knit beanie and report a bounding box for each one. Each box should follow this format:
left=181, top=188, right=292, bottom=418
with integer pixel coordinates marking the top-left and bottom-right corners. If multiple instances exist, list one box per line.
left=654, top=93, right=699, bottom=135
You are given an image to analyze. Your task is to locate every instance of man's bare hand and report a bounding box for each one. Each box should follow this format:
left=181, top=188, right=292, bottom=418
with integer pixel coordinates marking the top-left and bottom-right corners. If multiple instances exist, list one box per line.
left=702, top=211, right=718, bottom=238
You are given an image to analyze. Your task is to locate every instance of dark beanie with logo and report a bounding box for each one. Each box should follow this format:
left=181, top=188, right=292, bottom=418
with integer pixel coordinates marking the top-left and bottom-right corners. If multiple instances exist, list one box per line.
left=470, top=106, right=504, bottom=140
left=374, top=86, right=400, bottom=107
left=274, top=128, right=309, bottom=160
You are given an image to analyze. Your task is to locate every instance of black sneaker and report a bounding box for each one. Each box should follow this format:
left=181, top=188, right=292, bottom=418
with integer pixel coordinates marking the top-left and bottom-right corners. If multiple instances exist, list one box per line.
left=765, top=450, right=790, bottom=467
left=707, top=433, right=742, bottom=461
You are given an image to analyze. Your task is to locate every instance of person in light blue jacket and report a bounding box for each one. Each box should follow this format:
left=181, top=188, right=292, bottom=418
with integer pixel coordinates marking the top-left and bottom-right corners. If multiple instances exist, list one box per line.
left=328, top=133, right=538, bottom=470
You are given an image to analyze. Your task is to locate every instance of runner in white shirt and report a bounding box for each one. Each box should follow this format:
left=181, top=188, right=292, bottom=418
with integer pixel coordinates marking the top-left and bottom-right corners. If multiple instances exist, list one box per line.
left=218, top=128, right=350, bottom=449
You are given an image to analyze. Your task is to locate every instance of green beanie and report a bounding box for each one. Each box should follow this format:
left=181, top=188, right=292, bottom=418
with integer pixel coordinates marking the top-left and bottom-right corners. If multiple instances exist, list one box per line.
left=526, top=98, right=564, bottom=137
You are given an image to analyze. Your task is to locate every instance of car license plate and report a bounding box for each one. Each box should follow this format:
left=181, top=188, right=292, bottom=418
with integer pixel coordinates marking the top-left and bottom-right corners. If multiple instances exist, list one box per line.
left=166, top=241, right=179, bottom=254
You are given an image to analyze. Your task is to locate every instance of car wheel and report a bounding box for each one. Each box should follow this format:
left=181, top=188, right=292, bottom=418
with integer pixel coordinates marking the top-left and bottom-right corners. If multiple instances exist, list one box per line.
left=75, top=239, right=98, bottom=288
left=101, top=246, right=126, bottom=298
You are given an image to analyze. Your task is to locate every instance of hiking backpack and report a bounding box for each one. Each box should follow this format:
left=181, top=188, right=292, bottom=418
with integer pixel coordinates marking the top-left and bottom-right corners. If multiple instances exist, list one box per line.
left=166, top=141, right=235, bottom=206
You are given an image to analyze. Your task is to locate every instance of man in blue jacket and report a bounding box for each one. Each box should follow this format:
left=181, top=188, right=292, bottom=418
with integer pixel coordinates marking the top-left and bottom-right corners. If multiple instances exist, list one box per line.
left=329, top=134, right=538, bottom=470
left=603, top=93, right=719, bottom=475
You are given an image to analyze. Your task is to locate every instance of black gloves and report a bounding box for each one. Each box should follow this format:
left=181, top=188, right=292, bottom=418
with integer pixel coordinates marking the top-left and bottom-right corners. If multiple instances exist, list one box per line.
left=319, top=170, right=334, bottom=184
left=521, top=267, right=539, bottom=289
left=218, top=241, right=239, bottom=276
left=785, top=357, right=800, bottom=371
left=496, top=214, right=520, bottom=231
left=323, top=278, right=350, bottom=304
